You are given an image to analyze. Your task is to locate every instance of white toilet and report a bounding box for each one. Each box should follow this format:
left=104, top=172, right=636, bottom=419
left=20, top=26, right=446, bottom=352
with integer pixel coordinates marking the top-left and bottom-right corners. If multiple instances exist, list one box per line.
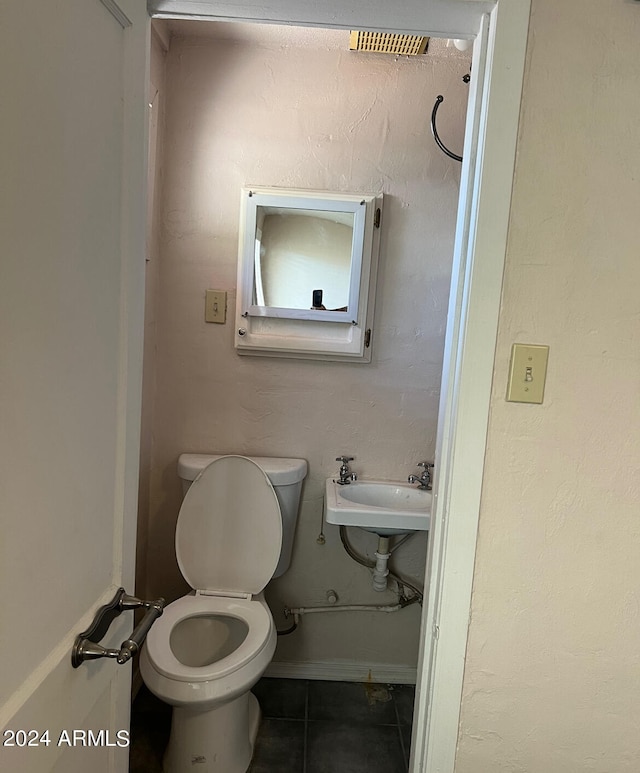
left=140, top=453, right=307, bottom=773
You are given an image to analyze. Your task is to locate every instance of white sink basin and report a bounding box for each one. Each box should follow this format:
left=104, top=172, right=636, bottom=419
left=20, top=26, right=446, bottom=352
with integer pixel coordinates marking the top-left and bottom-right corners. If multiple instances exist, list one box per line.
left=324, top=478, right=431, bottom=536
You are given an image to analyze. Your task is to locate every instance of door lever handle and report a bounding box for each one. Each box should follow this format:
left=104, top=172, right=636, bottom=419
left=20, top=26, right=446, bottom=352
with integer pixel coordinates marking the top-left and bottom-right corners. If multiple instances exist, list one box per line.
left=72, top=587, right=164, bottom=668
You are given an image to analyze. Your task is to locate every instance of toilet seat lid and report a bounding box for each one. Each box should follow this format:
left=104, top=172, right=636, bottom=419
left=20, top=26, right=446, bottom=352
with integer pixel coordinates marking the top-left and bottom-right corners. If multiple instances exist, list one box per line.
left=175, top=455, right=282, bottom=596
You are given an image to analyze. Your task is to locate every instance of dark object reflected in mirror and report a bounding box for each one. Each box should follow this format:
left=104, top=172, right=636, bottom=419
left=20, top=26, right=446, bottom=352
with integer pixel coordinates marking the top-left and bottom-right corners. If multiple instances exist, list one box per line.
left=312, top=289, right=323, bottom=309
left=311, top=288, right=347, bottom=312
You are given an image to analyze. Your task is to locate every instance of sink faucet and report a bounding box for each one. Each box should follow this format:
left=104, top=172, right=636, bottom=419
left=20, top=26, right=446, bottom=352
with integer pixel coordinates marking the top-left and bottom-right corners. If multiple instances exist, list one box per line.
left=335, top=456, right=357, bottom=485
left=408, top=461, right=434, bottom=490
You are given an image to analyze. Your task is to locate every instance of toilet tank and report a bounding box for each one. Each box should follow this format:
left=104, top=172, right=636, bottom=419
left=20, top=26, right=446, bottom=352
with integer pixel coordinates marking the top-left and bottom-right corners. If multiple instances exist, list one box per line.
left=177, top=453, right=307, bottom=578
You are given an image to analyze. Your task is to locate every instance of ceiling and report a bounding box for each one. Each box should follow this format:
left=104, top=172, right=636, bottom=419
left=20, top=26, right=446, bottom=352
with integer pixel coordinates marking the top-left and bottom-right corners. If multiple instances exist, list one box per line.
left=160, top=19, right=473, bottom=61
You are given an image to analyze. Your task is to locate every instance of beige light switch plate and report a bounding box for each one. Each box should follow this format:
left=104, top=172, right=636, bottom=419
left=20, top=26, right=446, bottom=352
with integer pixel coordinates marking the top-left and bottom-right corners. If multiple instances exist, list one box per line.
left=205, top=290, right=226, bottom=323
left=506, top=343, right=549, bottom=404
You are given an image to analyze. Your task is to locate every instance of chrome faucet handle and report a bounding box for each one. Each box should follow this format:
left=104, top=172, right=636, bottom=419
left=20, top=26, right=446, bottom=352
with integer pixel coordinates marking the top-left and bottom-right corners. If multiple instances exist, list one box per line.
left=335, top=456, right=356, bottom=485
left=409, top=461, right=434, bottom=490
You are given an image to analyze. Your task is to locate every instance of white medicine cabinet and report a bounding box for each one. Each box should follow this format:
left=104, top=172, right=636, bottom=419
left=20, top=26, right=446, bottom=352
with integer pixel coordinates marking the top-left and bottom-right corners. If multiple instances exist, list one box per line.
left=235, top=187, right=383, bottom=361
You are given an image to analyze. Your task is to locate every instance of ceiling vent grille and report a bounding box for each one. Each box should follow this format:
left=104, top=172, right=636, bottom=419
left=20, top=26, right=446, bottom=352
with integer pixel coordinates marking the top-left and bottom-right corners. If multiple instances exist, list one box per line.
left=349, top=31, right=429, bottom=56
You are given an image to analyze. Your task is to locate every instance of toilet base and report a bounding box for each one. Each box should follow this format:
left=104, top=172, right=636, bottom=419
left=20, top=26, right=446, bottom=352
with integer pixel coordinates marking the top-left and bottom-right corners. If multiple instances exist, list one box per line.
left=163, top=691, right=261, bottom=773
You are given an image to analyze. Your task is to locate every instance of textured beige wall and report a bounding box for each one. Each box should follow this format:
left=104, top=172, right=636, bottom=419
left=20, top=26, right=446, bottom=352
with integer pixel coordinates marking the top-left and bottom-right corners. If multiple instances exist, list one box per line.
left=141, top=24, right=470, bottom=674
left=456, top=1, right=640, bottom=770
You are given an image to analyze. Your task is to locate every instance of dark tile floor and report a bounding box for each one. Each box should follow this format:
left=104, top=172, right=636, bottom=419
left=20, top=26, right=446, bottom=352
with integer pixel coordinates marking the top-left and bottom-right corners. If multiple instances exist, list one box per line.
left=130, top=677, right=414, bottom=773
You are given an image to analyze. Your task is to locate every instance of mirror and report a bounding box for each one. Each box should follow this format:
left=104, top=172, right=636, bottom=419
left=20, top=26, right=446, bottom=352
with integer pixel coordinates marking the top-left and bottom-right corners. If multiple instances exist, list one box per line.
left=255, top=207, right=354, bottom=313
left=236, top=187, right=382, bottom=362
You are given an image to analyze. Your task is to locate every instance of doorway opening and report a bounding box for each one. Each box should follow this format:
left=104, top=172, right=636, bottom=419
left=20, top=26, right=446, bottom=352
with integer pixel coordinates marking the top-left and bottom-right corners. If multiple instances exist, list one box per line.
left=138, top=4, right=530, bottom=772
left=135, top=16, right=473, bottom=770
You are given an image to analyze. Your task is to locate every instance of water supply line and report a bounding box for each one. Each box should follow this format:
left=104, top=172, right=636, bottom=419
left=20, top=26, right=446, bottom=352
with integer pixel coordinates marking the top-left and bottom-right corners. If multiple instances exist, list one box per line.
left=285, top=587, right=412, bottom=618
left=286, top=602, right=404, bottom=617
left=282, top=527, right=423, bottom=625
left=276, top=618, right=298, bottom=636
left=339, top=526, right=423, bottom=603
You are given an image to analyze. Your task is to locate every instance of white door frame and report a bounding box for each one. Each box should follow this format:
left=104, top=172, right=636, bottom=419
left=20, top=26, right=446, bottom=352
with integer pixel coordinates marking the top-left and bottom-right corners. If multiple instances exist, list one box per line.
left=410, top=4, right=530, bottom=770
left=145, top=2, right=530, bottom=771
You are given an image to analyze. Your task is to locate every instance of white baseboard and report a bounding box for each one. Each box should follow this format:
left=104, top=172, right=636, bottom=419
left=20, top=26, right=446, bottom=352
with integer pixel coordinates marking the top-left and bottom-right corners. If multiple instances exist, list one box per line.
left=265, top=660, right=417, bottom=684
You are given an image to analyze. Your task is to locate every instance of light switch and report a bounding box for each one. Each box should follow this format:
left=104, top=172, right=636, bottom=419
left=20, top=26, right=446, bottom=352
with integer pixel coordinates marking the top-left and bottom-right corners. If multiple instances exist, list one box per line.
left=506, top=343, right=549, bottom=404
left=205, top=290, right=227, bottom=324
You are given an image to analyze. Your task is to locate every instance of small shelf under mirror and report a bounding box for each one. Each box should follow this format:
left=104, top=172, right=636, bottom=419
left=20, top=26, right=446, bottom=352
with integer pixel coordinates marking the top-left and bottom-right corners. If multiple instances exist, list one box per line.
left=235, top=186, right=382, bottom=361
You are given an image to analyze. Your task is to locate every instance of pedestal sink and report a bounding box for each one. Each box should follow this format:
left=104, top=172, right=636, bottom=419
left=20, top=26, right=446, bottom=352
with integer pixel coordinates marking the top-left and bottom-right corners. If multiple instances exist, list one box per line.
left=324, top=478, right=431, bottom=536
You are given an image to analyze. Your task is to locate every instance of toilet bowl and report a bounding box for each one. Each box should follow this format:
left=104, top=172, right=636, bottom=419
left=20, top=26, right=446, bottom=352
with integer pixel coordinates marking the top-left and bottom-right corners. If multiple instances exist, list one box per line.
left=140, top=454, right=307, bottom=773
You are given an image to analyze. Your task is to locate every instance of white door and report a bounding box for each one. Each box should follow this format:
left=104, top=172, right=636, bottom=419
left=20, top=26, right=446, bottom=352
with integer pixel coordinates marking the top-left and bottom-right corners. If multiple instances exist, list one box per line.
left=0, top=1, right=149, bottom=771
